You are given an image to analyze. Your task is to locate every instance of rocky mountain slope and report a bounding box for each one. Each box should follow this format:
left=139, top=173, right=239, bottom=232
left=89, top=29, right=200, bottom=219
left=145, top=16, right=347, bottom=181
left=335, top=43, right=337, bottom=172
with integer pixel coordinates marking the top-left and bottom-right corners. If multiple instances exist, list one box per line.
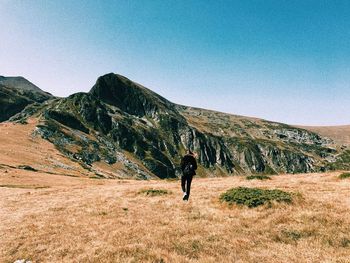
left=297, top=125, right=350, bottom=146
left=0, top=76, right=53, bottom=122
left=3, top=73, right=349, bottom=179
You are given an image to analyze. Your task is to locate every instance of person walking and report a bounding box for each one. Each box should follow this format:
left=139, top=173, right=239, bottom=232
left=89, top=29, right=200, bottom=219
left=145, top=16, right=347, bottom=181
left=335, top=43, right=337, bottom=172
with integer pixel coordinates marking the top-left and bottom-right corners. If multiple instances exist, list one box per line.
left=180, top=150, right=197, bottom=201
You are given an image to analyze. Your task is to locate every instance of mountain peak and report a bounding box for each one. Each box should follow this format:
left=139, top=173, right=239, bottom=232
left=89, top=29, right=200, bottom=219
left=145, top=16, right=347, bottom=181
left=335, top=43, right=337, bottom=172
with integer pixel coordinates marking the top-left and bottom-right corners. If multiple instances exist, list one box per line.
left=89, top=73, right=173, bottom=117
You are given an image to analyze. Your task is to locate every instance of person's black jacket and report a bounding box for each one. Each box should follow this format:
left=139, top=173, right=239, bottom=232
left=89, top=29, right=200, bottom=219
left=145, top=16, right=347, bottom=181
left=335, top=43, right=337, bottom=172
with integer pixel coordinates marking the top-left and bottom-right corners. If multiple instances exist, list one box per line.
left=181, top=154, right=197, bottom=176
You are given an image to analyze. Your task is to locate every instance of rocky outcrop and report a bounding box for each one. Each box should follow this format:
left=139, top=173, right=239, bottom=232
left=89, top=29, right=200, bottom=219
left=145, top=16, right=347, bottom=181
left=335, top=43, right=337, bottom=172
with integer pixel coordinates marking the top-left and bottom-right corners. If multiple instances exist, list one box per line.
left=0, top=84, right=34, bottom=122
left=89, top=73, right=176, bottom=118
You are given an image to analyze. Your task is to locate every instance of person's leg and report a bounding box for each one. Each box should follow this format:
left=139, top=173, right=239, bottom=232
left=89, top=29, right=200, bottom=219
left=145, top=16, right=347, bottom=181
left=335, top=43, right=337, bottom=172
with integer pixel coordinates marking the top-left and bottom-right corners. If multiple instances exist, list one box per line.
left=186, top=175, right=193, bottom=199
left=181, top=175, right=186, bottom=193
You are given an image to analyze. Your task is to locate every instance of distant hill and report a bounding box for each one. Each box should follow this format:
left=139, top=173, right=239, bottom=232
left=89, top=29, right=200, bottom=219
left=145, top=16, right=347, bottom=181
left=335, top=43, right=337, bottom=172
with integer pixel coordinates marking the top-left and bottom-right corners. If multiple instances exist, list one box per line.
left=0, top=76, right=53, bottom=122
left=3, top=73, right=350, bottom=178
left=298, top=125, right=350, bottom=146
left=0, top=76, right=51, bottom=95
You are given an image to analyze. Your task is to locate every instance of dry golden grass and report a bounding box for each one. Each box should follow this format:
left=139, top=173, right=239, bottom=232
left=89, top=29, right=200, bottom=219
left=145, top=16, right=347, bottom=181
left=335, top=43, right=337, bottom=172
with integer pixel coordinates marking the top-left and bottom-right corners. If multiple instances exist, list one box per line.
left=0, top=119, right=94, bottom=178
left=1, top=170, right=350, bottom=263
left=1, top=118, right=350, bottom=262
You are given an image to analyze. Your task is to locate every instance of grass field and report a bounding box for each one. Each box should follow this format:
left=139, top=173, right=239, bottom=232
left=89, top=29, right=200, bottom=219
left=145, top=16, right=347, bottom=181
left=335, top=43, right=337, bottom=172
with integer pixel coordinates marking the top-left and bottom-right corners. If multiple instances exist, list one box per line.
left=1, top=120, right=350, bottom=262
left=1, top=170, right=350, bottom=263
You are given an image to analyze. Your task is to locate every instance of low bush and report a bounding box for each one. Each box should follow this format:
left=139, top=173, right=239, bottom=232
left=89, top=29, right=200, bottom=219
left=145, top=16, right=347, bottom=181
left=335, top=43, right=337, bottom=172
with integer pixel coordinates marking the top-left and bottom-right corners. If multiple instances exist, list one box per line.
left=339, top=172, right=350, bottom=179
left=220, top=187, right=292, bottom=208
left=273, top=229, right=315, bottom=244
left=246, top=175, right=271, bottom=180
left=139, top=188, right=170, bottom=196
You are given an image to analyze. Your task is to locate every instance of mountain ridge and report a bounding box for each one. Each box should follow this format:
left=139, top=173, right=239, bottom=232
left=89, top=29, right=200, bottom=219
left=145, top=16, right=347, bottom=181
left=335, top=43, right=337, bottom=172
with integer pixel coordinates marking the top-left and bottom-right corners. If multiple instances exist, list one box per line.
left=2, top=73, right=349, bottom=179
left=0, top=76, right=52, bottom=96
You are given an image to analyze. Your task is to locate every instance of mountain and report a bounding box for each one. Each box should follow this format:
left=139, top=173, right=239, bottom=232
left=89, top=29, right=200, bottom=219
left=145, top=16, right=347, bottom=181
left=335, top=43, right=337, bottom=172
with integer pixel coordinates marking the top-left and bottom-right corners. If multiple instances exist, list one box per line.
left=4, top=73, right=350, bottom=179
left=0, top=76, right=53, bottom=122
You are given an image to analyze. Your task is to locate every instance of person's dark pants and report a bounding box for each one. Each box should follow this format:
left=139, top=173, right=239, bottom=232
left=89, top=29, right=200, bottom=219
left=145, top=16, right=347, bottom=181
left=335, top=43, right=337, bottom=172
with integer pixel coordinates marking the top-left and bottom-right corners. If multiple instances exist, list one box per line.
left=181, top=174, right=193, bottom=198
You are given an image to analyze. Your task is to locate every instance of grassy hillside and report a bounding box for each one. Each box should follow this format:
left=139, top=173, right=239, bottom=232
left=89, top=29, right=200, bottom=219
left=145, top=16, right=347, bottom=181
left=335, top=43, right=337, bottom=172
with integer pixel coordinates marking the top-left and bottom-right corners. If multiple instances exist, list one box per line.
left=1, top=169, right=349, bottom=262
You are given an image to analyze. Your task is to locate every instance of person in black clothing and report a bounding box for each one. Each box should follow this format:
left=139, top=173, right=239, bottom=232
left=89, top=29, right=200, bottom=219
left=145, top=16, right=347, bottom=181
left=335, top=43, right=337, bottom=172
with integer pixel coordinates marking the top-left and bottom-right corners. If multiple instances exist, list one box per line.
left=180, top=150, right=197, bottom=201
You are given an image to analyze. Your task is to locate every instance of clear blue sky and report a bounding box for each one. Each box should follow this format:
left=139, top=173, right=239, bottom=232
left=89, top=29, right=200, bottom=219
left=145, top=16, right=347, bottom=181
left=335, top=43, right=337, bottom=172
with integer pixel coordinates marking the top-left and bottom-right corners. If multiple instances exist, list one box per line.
left=1, top=0, right=349, bottom=125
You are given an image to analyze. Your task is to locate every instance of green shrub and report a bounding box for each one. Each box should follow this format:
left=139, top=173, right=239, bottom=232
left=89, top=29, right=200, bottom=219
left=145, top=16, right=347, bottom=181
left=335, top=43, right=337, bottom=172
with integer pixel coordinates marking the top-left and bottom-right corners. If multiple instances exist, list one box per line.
left=246, top=175, right=271, bottom=180
left=220, top=187, right=292, bottom=208
left=282, top=230, right=303, bottom=241
left=339, top=172, right=350, bottom=179
left=274, top=229, right=315, bottom=244
left=341, top=238, right=350, bottom=248
left=139, top=188, right=170, bottom=196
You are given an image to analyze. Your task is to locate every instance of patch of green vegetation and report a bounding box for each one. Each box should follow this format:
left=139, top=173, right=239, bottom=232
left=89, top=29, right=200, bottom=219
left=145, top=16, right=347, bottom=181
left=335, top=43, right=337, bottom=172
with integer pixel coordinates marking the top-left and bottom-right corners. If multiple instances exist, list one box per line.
left=340, top=238, right=350, bottom=248
left=173, top=239, right=203, bottom=259
left=327, top=150, right=350, bottom=170
left=326, top=236, right=350, bottom=248
left=0, top=184, right=49, bottom=189
left=282, top=230, right=303, bottom=241
left=18, top=119, right=28, bottom=124
left=89, top=175, right=104, bottom=179
left=241, top=119, right=261, bottom=129
left=284, top=229, right=313, bottom=240
left=294, top=142, right=334, bottom=158
left=98, top=211, right=108, bottom=216
left=246, top=175, right=271, bottom=180
left=139, top=188, right=171, bottom=196
left=220, top=187, right=292, bottom=208
left=339, top=172, right=350, bottom=179
left=274, top=229, right=315, bottom=244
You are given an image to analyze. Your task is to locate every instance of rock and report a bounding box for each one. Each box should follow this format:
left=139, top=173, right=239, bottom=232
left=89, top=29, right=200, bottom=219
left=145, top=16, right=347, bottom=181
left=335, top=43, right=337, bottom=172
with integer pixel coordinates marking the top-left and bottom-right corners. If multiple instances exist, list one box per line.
left=18, top=165, right=37, bottom=172
left=44, top=110, right=89, bottom=134
left=13, top=259, right=32, bottom=263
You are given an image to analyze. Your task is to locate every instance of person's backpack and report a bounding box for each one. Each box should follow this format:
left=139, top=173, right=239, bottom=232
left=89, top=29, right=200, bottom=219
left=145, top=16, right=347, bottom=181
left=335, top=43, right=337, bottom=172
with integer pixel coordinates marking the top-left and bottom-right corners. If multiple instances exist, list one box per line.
left=183, top=162, right=193, bottom=176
